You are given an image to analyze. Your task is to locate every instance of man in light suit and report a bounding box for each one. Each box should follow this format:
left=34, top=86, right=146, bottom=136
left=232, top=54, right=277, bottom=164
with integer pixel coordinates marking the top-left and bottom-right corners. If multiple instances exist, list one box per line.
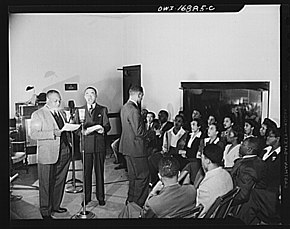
left=119, top=85, right=149, bottom=207
left=30, top=90, right=71, bottom=219
left=196, top=144, right=233, bottom=217
left=74, top=86, right=111, bottom=206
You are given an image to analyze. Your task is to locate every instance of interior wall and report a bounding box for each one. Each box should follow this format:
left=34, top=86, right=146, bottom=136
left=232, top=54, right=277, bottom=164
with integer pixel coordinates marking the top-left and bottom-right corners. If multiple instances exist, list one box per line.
left=123, top=5, right=280, bottom=125
left=9, top=14, right=124, bottom=117
left=9, top=5, right=280, bottom=127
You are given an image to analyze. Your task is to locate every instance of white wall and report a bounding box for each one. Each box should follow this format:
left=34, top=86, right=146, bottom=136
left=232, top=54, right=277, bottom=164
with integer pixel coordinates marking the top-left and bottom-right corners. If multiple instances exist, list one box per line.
left=9, top=5, right=280, bottom=126
left=123, top=5, right=280, bottom=124
left=9, top=14, right=124, bottom=117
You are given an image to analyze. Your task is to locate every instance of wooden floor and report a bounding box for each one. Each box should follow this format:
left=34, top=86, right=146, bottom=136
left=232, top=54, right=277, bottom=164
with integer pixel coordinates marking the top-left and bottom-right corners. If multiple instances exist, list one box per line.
left=10, top=154, right=129, bottom=220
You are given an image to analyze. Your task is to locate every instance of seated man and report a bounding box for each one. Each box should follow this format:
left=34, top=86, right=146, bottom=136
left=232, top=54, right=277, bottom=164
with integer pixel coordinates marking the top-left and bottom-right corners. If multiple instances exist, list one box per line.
left=148, top=114, right=188, bottom=186
left=141, top=156, right=197, bottom=218
left=234, top=127, right=281, bottom=225
left=196, top=144, right=233, bottom=218
left=230, top=137, right=268, bottom=224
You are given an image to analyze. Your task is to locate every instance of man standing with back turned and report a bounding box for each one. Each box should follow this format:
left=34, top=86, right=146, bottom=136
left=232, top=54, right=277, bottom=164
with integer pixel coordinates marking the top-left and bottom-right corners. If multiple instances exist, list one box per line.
left=119, top=85, right=149, bottom=207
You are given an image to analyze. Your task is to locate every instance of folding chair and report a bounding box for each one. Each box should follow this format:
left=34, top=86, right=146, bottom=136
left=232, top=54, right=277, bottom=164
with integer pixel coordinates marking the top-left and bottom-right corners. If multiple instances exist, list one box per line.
left=172, top=204, right=204, bottom=218
left=204, top=186, right=241, bottom=218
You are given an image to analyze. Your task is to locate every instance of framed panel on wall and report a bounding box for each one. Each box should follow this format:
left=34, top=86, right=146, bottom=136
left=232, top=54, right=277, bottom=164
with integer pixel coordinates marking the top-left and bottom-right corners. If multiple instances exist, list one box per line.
left=181, top=82, right=270, bottom=128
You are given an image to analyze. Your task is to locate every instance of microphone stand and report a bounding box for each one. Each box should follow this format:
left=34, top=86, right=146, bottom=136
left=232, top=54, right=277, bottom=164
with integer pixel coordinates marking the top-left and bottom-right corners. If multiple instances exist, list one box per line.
left=76, top=119, right=95, bottom=219
left=65, top=112, right=82, bottom=193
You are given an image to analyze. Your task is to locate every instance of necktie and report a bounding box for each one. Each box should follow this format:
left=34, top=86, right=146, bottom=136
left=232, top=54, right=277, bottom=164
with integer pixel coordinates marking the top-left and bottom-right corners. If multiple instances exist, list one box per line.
left=271, top=151, right=277, bottom=161
left=52, top=111, right=64, bottom=129
left=89, top=105, right=93, bottom=116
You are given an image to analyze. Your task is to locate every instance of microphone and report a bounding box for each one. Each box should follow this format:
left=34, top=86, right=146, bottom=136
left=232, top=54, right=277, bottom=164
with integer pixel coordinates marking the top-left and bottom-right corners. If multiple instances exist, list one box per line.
left=79, top=109, right=85, bottom=123
left=68, top=100, right=75, bottom=115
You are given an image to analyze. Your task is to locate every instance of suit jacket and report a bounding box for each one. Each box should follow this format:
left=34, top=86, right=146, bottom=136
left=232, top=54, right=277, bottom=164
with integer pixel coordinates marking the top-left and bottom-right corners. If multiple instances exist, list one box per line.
left=119, top=100, right=146, bottom=157
left=30, top=104, right=70, bottom=164
left=156, top=121, right=174, bottom=151
left=197, top=167, right=233, bottom=217
left=198, top=137, right=225, bottom=155
left=184, top=131, right=202, bottom=159
left=261, top=146, right=281, bottom=191
left=143, top=184, right=197, bottom=218
left=234, top=152, right=280, bottom=224
left=75, top=103, right=110, bottom=153
left=231, top=156, right=267, bottom=206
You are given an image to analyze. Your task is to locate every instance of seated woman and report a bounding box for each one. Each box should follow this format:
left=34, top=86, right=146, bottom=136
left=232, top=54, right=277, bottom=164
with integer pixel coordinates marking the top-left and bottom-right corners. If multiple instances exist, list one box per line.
left=196, top=122, right=225, bottom=158
left=243, top=118, right=259, bottom=140
left=220, top=114, right=235, bottom=146
left=201, top=114, right=217, bottom=138
left=223, top=125, right=244, bottom=169
left=257, top=118, right=277, bottom=156
left=148, top=114, right=188, bottom=186
left=176, top=118, right=203, bottom=170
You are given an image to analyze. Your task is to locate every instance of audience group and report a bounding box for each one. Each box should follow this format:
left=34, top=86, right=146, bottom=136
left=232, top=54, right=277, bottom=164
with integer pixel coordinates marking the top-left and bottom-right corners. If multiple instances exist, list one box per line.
left=116, top=107, right=281, bottom=224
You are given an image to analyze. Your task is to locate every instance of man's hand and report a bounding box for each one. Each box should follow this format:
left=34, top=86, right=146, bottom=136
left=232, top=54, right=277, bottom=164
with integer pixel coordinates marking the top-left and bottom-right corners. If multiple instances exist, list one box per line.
left=178, top=149, right=187, bottom=158
left=151, top=180, right=164, bottom=195
left=54, top=129, right=62, bottom=138
left=97, top=126, right=104, bottom=134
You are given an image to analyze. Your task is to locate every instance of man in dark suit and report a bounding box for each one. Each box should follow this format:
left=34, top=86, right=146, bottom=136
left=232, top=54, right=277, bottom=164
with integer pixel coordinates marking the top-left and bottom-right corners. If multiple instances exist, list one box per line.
left=119, top=85, right=149, bottom=207
left=255, top=126, right=281, bottom=224
left=230, top=137, right=268, bottom=224
left=75, top=86, right=111, bottom=206
left=30, top=90, right=71, bottom=219
left=155, top=110, right=173, bottom=151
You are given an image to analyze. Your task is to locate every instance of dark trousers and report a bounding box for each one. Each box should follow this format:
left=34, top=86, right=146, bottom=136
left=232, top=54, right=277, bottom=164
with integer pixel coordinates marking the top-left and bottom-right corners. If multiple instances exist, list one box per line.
left=148, top=152, right=163, bottom=186
left=125, top=155, right=150, bottom=207
left=38, top=144, right=71, bottom=217
left=84, top=152, right=105, bottom=203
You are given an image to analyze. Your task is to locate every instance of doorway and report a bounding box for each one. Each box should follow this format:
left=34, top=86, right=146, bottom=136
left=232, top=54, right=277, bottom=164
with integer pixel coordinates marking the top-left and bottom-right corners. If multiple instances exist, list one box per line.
left=122, top=65, right=141, bottom=104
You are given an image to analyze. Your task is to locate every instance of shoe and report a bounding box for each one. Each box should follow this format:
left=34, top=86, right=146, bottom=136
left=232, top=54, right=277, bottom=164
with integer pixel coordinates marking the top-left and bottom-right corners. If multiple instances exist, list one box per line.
left=98, top=200, right=106, bottom=206
left=42, top=215, right=53, bottom=220
left=10, top=194, right=23, bottom=201
left=81, top=200, right=90, bottom=206
left=114, top=164, right=126, bottom=170
left=52, top=207, right=67, bottom=213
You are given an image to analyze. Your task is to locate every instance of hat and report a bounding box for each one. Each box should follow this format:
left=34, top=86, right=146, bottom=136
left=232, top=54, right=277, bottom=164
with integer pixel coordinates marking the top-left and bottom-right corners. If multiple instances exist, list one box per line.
left=203, top=144, right=223, bottom=165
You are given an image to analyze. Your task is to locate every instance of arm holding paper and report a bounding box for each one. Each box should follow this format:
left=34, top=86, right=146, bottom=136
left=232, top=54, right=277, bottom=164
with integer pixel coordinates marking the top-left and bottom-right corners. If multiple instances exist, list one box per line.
left=61, top=123, right=81, bottom=132
left=85, top=124, right=104, bottom=135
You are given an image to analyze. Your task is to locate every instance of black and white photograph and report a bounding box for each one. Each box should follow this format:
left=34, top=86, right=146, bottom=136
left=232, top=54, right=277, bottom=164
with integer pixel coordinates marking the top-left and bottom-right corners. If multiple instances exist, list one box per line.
left=7, top=2, right=289, bottom=226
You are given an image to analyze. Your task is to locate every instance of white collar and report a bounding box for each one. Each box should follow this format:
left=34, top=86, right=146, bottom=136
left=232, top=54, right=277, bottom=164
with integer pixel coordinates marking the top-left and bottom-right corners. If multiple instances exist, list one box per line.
left=205, top=166, right=222, bottom=177
left=242, top=155, right=257, bottom=159
left=205, top=137, right=219, bottom=144
left=169, top=127, right=186, bottom=136
left=46, top=105, right=59, bottom=114
left=190, top=131, right=202, bottom=138
left=128, top=99, right=138, bottom=107
left=262, top=146, right=281, bottom=161
left=160, top=121, right=168, bottom=129
left=87, top=103, right=96, bottom=110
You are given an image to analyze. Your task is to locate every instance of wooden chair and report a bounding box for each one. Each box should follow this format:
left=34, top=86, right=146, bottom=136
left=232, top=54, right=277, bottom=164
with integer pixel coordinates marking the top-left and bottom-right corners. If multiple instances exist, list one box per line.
left=10, top=140, right=29, bottom=174
left=204, top=186, right=241, bottom=218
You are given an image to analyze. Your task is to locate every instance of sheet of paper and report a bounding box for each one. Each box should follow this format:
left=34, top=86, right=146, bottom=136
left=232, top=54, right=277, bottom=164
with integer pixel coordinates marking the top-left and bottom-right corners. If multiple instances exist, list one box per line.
left=87, top=124, right=103, bottom=133
left=61, top=123, right=81, bottom=132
